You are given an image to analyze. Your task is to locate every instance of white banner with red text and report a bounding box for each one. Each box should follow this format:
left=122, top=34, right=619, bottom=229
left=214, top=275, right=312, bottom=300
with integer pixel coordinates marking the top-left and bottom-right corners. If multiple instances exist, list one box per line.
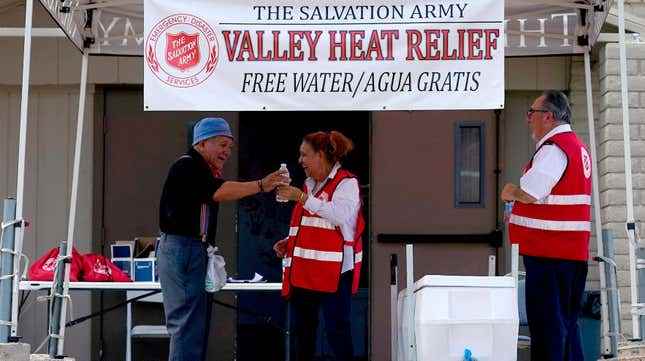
left=144, top=0, right=504, bottom=111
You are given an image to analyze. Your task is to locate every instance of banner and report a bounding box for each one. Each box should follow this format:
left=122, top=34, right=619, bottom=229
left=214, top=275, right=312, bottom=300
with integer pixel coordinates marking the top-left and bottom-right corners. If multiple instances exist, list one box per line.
left=144, top=0, right=504, bottom=111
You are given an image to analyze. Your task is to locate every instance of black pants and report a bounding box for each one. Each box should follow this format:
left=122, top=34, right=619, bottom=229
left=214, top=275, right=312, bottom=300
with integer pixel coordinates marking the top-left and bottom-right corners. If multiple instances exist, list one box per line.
left=524, top=255, right=588, bottom=361
left=290, top=272, right=354, bottom=361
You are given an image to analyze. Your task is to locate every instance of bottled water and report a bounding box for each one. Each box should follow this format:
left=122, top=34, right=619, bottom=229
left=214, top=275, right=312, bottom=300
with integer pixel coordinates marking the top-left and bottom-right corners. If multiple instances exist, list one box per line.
left=276, top=163, right=290, bottom=202
left=504, top=201, right=514, bottom=223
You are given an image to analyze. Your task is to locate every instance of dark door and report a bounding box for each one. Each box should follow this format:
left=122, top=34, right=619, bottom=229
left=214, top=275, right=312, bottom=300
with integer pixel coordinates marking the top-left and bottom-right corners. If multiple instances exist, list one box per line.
left=236, top=111, right=370, bottom=361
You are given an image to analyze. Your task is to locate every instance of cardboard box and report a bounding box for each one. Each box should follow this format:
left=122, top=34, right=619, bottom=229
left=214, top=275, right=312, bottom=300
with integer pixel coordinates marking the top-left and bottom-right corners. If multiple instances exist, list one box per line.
left=133, top=237, right=158, bottom=258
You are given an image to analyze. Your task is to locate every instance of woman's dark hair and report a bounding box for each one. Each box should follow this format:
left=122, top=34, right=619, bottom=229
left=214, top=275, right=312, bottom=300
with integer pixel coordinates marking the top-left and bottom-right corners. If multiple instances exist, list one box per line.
left=303, top=131, right=354, bottom=164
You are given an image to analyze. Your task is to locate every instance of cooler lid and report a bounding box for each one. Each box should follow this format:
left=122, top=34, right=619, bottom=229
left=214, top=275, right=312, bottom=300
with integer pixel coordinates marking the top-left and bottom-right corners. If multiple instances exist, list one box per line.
left=413, top=275, right=515, bottom=292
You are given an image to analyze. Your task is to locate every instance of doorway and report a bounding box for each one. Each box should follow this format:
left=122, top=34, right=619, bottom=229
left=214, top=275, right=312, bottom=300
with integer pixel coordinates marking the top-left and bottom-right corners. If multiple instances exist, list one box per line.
left=236, top=111, right=371, bottom=361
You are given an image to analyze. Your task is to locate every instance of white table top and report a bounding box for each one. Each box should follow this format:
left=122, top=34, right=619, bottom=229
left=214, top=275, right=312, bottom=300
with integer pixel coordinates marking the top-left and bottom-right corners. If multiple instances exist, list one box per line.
left=20, top=281, right=282, bottom=291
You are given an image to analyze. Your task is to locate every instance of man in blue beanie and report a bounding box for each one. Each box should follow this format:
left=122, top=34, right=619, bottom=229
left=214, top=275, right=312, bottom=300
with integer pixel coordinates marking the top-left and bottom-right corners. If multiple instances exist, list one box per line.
left=158, top=117, right=288, bottom=361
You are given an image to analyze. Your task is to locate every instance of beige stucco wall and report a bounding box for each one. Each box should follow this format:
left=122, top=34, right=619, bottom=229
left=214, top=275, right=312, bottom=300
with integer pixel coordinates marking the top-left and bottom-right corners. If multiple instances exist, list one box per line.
left=0, top=85, right=94, bottom=359
left=589, top=41, right=645, bottom=338
left=0, top=3, right=142, bottom=87
left=0, top=3, right=128, bottom=360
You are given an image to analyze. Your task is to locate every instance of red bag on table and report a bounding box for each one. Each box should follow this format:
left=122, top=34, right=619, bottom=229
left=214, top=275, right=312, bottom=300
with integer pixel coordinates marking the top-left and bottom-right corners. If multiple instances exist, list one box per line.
left=81, top=254, right=132, bottom=282
left=28, top=247, right=83, bottom=281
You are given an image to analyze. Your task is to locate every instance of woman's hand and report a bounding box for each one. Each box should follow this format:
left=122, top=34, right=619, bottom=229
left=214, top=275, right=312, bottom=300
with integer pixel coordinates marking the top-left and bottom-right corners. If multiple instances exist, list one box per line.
left=273, top=238, right=288, bottom=258
left=260, top=169, right=290, bottom=192
left=276, top=185, right=307, bottom=203
left=501, top=183, right=517, bottom=202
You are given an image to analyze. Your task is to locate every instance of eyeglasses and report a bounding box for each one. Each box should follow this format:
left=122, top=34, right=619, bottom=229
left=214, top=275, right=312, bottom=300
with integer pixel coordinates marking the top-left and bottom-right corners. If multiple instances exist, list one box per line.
left=527, top=108, right=551, bottom=117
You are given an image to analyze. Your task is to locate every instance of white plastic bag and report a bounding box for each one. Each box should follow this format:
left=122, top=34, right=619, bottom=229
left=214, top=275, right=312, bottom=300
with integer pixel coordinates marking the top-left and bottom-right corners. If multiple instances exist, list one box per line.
left=205, top=245, right=227, bottom=293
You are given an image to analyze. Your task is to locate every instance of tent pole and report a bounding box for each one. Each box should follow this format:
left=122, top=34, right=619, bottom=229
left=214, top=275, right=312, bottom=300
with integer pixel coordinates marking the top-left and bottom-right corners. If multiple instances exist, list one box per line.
left=390, top=254, right=398, bottom=361
left=584, top=50, right=611, bottom=354
left=405, top=244, right=415, bottom=361
left=55, top=52, right=89, bottom=355
left=617, top=0, right=640, bottom=340
left=10, top=0, right=34, bottom=338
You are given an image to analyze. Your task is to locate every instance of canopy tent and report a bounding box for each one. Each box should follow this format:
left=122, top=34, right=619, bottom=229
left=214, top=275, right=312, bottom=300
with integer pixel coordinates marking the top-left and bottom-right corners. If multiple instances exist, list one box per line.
left=2, top=0, right=635, bottom=358
left=40, top=0, right=611, bottom=57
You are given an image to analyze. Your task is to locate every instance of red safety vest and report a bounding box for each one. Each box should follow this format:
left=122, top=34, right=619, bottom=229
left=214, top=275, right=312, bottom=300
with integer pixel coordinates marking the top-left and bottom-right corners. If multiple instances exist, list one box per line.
left=509, top=131, right=592, bottom=261
left=281, top=169, right=365, bottom=298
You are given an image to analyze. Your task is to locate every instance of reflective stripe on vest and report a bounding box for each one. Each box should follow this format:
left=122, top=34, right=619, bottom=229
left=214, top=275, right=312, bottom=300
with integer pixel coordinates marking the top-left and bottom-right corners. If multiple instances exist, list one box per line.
left=509, top=214, right=590, bottom=232
left=293, top=246, right=343, bottom=262
left=300, top=216, right=335, bottom=230
left=536, top=194, right=591, bottom=205
left=282, top=257, right=291, bottom=267
left=289, top=227, right=299, bottom=236
left=355, top=251, right=363, bottom=263
left=286, top=249, right=361, bottom=267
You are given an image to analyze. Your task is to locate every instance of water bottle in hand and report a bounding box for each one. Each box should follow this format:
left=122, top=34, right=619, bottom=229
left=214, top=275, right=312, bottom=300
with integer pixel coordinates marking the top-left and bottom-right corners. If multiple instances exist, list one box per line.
left=504, top=202, right=514, bottom=224
left=276, top=163, right=290, bottom=202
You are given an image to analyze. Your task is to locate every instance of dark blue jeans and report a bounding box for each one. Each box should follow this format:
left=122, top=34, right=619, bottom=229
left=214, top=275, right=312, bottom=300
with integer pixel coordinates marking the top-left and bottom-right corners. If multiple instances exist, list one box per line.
left=157, top=233, right=212, bottom=361
left=524, top=255, right=588, bottom=361
left=290, top=271, right=354, bottom=361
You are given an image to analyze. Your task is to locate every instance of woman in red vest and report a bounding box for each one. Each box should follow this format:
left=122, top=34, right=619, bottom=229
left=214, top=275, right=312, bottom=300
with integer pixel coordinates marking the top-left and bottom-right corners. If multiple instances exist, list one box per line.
left=273, top=130, right=365, bottom=361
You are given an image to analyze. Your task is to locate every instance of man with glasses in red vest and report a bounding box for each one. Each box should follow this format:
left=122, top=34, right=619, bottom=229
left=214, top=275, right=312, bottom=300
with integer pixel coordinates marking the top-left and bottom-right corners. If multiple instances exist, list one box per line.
left=501, top=90, right=591, bottom=361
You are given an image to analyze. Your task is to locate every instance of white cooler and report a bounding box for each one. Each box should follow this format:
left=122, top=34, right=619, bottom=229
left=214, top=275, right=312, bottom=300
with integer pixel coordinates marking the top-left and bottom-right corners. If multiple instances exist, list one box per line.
left=398, top=275, right=518, bottom=361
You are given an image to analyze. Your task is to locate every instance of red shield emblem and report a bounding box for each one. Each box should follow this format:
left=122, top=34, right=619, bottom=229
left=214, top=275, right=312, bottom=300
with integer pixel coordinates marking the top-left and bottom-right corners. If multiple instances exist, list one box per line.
left=147, top=14, right=219, bottom=88
left=165, top=32, right=201, bottom=71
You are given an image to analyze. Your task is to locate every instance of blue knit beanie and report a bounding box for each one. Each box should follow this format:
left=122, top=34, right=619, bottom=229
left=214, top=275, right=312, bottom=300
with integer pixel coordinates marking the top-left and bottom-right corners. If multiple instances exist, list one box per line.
left=192, top=117, right=233, bottom=145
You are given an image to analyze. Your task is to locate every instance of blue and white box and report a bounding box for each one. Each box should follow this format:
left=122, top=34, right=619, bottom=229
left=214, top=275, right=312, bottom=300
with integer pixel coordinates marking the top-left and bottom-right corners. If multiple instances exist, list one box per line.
left=111, top=243, right=133, bottom=258
left=133, top=258, right=157, bottom=282
left=112, top=258, right=133, bottom=278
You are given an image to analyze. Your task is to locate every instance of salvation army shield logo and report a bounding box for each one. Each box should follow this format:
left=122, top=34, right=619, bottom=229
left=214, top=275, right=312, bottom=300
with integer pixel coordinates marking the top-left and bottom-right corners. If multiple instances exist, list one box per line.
left=146, top=14, right=219, bottom=88
left=93, top=259, right=112, bottom=276
left=42, top=257, right=57, bottom=272
left=581, top=147, right=591, bottom=179
left=165, top=32, right=201, bottom=71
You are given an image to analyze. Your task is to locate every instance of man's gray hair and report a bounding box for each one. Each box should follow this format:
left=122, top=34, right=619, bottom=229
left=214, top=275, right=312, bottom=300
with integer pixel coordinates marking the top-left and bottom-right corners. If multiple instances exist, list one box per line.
left=542, top=90, right=571, bottom=124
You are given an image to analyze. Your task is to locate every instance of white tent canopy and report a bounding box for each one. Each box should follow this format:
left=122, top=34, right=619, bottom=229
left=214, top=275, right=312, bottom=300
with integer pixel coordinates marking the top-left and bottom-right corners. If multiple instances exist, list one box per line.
left=40, top=0, right=611, bottom=56
left=505, top=1, right=609, bottom=55
left=7, top=0, right=640, bottom=359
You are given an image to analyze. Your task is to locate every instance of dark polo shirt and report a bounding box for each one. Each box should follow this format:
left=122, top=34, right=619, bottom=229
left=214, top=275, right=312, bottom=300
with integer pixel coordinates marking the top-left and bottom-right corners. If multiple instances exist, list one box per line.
left=159, top=147, right=224, bottom=244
